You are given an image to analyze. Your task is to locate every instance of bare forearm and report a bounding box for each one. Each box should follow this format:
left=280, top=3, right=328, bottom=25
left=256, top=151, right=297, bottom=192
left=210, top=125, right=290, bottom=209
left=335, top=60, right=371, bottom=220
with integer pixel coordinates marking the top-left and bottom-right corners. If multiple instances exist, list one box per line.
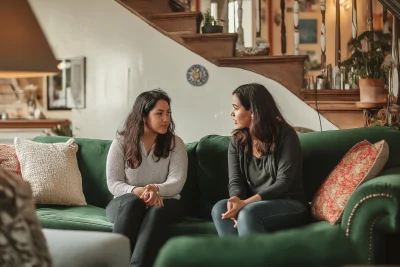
left=132, top=187, right=145, bottom=196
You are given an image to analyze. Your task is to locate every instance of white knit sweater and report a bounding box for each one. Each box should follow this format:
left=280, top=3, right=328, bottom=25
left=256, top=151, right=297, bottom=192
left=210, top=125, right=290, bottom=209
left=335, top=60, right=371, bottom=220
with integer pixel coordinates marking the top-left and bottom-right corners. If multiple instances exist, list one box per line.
left=106, top=135, right=188, bottom=199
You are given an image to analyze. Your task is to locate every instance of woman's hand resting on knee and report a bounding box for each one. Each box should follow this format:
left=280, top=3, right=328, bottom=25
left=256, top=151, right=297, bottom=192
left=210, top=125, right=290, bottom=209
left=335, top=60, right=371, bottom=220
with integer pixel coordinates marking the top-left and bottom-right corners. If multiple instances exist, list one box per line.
left=140, top=184, right=164, bottom=207
left=222, top=194, right=263, bottom=227
left=222, top=196, right=245, bottom=220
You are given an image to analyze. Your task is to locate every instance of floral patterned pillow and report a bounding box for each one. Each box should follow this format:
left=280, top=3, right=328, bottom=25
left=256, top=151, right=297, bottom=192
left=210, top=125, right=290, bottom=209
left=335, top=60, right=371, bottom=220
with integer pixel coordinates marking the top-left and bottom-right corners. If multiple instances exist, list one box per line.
left=0, top=145, right=21, bottom=177
left=311, top=139, right=389, bottom=225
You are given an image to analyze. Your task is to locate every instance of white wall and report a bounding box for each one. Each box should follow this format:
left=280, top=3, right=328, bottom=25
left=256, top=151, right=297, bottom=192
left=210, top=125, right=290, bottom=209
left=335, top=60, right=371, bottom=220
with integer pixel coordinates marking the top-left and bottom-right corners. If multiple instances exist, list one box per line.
left=29, top=0, right=336, bottom=143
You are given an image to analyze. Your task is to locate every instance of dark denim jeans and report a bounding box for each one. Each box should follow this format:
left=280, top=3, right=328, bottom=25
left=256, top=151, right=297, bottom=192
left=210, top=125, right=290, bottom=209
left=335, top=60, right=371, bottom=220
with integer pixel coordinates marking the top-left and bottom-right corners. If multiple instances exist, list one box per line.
left=106, top=194, right=184, bottom=267
left=211, top=198, right=310, bottom=236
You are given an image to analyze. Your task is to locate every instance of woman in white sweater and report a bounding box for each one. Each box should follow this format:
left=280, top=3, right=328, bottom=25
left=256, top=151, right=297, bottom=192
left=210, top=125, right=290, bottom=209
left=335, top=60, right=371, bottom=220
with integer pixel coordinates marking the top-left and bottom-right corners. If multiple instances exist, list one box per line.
left=106, top=89, right=188, bottom=267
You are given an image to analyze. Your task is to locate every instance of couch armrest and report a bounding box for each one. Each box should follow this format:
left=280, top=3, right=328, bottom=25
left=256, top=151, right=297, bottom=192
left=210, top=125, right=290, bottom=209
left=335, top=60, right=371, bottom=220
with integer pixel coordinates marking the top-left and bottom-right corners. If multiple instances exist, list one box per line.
left=155, top=223, right=362, bottom=267
left=341, top=167, right=400, bottom=263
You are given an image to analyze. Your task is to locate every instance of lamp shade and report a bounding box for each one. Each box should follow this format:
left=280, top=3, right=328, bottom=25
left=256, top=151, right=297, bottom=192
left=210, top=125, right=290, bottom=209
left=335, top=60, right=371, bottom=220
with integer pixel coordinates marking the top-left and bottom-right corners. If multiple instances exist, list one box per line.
left=0, top=0, right=58, bottom=78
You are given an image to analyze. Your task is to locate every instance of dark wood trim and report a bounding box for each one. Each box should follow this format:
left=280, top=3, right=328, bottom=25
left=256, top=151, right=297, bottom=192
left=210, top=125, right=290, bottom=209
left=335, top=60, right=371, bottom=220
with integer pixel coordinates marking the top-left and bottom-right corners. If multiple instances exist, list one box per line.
left=148, top=11, right=201, bottom=19
left=216, top=55, right=308, bottom=64
left=148, top=11, right=202, bottom=33
left=379, top=0, right=400, bottom=20
left=280, top=0, right=286, bottom=55
left=301, top=89, right=360, bottom=102
left=0, top=119, right=71, bottom=129
left=301, top=89, right=360, bottom=95
left=181, top=33, right=238, bottom=42
left=305, top=101, right=359, bottom=111
left=268, top=0, right=273, bottom=54
left=118, top=0, right=172, bottom=15
left=216, top=56, right=307, bottom=97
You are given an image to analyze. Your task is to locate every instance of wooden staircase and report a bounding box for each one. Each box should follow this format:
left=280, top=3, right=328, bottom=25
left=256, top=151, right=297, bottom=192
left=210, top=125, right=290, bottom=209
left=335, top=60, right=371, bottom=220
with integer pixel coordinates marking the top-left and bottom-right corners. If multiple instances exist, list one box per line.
left=115, top=0, right=370, bottom=130
left=116, top=0, right=308, bottom=99
left=301, top=90, right=364, bottom=129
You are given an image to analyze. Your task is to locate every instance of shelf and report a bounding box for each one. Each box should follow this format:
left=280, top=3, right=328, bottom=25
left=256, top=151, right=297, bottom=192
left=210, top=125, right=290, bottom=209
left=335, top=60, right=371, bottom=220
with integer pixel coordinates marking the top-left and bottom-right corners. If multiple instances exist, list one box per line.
left=0, top=119, right=71, bottom=129
left=301, top=89, right=360, bottom=95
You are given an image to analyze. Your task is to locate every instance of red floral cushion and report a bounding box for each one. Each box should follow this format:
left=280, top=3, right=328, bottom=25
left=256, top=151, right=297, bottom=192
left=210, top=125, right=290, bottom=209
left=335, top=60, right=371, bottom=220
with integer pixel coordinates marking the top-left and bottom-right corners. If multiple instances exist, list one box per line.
left=311, top=140, right=389, bottom=225
left=0, top=145, right=22, bottom=177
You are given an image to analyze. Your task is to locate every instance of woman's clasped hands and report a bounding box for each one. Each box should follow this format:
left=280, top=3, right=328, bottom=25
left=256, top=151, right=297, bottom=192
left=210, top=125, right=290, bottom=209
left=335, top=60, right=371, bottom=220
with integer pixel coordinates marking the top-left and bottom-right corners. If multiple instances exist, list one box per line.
left=135, top=184, right=164, bottom=208
left=221, top=196, right=246, bottom=228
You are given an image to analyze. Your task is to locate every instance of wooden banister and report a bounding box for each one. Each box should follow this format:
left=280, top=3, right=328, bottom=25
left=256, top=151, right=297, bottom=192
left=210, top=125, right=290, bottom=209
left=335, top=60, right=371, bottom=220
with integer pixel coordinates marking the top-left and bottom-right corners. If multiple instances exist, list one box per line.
left=236, top=0, right=244, bottom=46
left=280, top=0, right=286, bottom=55
left=321, top=0, right=326, bottom=75
left=352, top=0, right=357, bottom=39
left=294, top=0, right=299, bottom=55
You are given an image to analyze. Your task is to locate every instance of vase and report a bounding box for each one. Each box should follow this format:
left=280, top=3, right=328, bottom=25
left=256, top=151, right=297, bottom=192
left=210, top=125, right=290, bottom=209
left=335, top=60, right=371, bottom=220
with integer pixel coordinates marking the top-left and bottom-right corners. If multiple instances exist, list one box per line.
left=358, top=78, right=386, bottom=103
left=27, top=97, right=36, bottom=119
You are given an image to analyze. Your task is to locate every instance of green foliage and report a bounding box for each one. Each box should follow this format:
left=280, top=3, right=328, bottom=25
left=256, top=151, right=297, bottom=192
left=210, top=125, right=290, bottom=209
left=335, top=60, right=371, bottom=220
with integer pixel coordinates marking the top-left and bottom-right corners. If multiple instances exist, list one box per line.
left=52, top=124, right=74, bottom=137
left=340, top=31, right=391, bottom=80
left=202, top=8, right=224, bottom=26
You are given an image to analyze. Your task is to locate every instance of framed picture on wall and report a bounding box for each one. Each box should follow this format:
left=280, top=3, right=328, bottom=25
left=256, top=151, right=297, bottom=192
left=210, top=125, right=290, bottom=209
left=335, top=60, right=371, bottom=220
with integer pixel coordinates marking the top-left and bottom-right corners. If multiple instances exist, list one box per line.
left=299, top=0, right=318, bottom=12
left=47, top=57, right=86, bottom=110
left=300, top=50, right=321, bottom=71
left=299, top=19, right=318, bottom=44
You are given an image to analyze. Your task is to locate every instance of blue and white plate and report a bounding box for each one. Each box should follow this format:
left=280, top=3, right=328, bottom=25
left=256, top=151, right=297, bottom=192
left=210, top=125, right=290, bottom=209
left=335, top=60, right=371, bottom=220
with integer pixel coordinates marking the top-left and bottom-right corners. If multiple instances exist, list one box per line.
left=186, top=64, right=208, bottom=86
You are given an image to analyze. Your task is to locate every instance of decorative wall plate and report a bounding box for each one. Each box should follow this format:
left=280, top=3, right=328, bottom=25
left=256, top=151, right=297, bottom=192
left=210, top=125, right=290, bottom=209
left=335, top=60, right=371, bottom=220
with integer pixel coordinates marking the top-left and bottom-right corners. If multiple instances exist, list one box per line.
left=186, top=64, right=208, bottom=86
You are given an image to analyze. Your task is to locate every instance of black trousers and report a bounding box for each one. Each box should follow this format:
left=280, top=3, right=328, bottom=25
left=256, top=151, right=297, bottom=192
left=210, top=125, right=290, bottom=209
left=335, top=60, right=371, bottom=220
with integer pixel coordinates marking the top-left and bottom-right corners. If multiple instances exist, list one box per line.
left=106, top=194, right=184, bottom=267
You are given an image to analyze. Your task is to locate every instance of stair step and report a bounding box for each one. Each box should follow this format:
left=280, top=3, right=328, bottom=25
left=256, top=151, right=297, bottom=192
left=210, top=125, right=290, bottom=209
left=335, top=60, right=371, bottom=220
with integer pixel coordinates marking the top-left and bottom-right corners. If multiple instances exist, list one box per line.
left=305, top=100, right=360, bottom=111
left=305, top=100, right=364, bottom=129
left=168, top=31, right=194, bottom=36
left=180, top=33, right=237, bottom=59
left=301, top=89, right=360, bottom=102
left=116, top=0, right=172, bottom=15
left=215, top=56, right=308, bottom=97
left=148, top=12, right=202, bottom=34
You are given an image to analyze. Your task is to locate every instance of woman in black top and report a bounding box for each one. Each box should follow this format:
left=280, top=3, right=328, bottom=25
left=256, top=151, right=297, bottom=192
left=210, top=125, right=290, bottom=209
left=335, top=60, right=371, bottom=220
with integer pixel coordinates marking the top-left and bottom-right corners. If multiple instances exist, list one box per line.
left=211, top=83, right=310, bottom=236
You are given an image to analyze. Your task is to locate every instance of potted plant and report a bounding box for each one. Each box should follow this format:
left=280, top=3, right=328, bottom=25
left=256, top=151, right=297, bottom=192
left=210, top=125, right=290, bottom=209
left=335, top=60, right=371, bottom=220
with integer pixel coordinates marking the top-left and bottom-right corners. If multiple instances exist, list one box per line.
left=202, top=8, right=224, bottom=34
left=341, top=30, right=391, bottom=103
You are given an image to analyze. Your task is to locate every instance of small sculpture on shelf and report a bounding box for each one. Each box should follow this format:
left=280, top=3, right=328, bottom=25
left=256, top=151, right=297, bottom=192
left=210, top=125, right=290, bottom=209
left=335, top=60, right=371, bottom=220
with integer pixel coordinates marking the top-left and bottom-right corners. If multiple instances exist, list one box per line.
left=24, top=84, right=38, bottom=119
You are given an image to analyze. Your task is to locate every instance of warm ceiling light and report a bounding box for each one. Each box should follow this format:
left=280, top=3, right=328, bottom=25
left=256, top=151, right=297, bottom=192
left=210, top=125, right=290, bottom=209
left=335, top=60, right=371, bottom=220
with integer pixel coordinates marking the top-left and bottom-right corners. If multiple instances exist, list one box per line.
left=0, top=0, right=58, bottom=78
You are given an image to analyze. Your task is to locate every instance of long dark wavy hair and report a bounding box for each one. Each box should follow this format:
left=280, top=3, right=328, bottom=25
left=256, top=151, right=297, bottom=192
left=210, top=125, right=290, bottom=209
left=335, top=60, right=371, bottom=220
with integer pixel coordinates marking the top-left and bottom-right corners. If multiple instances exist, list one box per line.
left=232, top=83, right=287, bottom=155
left=118, top=89, right=176, bottom=169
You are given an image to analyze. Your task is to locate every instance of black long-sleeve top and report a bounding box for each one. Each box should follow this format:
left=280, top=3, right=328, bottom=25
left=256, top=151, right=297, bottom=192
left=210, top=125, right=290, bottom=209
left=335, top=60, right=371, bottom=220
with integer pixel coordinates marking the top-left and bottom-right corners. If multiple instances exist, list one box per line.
left=228, top=122, right=308, bottom=204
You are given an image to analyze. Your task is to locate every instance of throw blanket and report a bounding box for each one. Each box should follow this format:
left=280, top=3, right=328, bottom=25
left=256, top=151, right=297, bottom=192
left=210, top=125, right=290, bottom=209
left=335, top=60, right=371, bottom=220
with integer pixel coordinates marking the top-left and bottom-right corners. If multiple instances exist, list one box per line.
left=0, top=168, right=52, bottom=267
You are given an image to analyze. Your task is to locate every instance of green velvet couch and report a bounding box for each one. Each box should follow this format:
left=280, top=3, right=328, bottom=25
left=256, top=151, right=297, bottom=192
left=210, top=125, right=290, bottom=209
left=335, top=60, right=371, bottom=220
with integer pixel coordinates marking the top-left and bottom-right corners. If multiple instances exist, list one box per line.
left=33, top=127, right=400, bottom=266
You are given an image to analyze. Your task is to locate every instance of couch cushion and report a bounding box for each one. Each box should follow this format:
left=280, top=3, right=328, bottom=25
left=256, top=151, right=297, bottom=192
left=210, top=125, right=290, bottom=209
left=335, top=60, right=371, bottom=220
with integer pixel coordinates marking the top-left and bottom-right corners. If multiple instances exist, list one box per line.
left=196, top=135, right=231, bottom=219
left=299, top=127, right=400, bottom=202
left=311, top=140, right=389, bottom=225
left=36, top=205, right=113, bottom=232
left=168, top=217, right=217, bottom=237
left=155, top=221, right=363, bottom=267
left=180, top=142, right=200, bottom=217
left=43, top=229, right=130, bottom=267
left=15, top=137, right=87, bottom=206
left=37, top=204, right=216, bottom=238
left=32, top=136, right=113, bottom=208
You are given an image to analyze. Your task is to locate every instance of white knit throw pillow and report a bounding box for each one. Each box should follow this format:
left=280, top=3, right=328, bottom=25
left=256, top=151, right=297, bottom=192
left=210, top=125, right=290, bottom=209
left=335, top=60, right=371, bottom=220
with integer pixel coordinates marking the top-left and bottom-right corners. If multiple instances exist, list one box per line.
left=14, top=137, right=87, bottom=206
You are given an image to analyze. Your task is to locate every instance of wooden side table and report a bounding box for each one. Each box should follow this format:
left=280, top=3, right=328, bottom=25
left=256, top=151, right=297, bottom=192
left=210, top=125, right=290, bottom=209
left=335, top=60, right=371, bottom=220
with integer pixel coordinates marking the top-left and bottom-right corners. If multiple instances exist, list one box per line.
left=355, top=102, right=386, bottom=127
